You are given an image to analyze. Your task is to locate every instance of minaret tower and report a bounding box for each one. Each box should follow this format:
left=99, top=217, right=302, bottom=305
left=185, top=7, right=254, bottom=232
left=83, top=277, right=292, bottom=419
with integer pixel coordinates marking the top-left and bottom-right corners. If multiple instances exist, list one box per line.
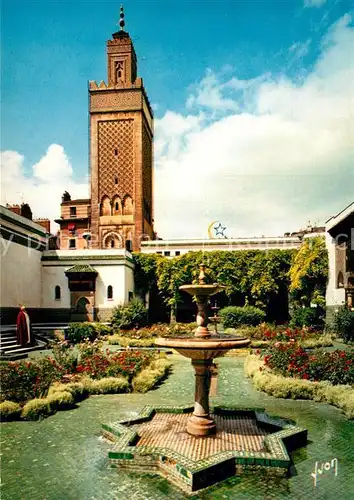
left=89, top=6, right=154, bottom=251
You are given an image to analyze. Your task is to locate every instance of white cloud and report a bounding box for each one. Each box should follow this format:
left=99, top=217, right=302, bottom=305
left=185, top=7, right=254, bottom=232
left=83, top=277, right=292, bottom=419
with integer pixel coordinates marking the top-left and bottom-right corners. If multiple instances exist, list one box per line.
left=154, top=14, right=354, bottom=239
left=0, top=145, right=88, bottom=232
left=186, top=69, right=240, bottom=113
left=1, top=15, right=353, bottom=242
left=304, top=0, right=327, bottom=7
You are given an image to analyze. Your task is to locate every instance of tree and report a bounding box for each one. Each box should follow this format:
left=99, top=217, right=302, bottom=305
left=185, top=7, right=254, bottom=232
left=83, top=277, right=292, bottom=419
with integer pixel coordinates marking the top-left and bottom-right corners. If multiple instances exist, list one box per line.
left=289, top=237, right=328, bottom=308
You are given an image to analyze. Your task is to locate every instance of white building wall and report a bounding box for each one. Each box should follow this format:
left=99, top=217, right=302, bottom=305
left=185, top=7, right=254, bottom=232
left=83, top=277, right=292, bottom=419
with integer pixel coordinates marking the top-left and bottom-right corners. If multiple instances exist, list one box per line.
left=40, top=250, right=135, bottom=313
left=95, top=265, right=127, bottom=308
left=140, top=237, right=301, bottom=256
left=41, top=266, right=71, bottom=308
left=325, top=232, right=346, bottom=308
left=1, top=239, right=42, bottom=308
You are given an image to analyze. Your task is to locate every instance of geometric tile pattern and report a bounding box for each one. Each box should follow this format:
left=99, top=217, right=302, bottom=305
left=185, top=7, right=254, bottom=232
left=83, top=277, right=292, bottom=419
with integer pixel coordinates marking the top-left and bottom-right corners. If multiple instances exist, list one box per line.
left=142, top=124, right=152, bottom=219
left=136, top=413, right=267, bottom=461
left=98, top=119, right=134, bottom=201
left=91, top=90, right=140, bottom=112
left=102, top=405, right=308, bottom=494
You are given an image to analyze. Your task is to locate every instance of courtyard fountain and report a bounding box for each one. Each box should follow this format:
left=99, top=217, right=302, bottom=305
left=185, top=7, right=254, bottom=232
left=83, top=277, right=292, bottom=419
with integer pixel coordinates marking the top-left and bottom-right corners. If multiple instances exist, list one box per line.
left=155, top=264, right=250, bottom=436
left=103, top=264, right=308, bottom=493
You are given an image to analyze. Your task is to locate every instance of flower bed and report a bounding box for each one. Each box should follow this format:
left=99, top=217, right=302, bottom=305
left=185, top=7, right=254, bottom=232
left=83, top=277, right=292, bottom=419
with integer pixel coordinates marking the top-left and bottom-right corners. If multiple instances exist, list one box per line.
left=76, top=341, right=153, bottom=380
left=244, top=354, right=354, bottom=419
left=262, top=342, right=354, bottom=385
left=226, top=324, right=333, bottom=349
left=250, top=334, right=333, bottom=349
left=0, top=358, right=64, bottom=403
left=0, top=339, right=171, bottom=421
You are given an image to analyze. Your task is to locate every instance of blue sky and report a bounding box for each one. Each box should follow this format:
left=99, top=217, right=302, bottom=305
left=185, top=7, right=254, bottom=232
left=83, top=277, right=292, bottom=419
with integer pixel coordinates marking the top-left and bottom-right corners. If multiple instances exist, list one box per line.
left=1, top=0, right=353, bottom=237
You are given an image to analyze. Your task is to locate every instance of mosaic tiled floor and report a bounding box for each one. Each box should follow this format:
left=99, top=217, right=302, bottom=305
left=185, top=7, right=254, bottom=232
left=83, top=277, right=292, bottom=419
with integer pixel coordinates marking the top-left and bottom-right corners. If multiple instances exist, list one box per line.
left=136, top=413, right=267, bottom=460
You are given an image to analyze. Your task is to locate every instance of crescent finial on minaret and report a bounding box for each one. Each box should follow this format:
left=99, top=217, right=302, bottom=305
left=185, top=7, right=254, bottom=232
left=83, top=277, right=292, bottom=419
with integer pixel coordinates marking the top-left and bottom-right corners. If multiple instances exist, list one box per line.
left=119, top=5, right=125, bottom=31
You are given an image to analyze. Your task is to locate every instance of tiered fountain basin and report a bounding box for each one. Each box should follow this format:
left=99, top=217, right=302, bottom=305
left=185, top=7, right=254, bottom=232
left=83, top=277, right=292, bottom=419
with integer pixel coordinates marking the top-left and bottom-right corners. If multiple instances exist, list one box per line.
left=155, top=335, right=250, bottom=360
left=103, top=405, right=307, bottom=494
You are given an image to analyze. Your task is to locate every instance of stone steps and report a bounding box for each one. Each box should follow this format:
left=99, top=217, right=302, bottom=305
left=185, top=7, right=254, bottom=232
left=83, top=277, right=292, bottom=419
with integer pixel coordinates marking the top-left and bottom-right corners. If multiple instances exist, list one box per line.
left=0, top=324, right=64, bottom=360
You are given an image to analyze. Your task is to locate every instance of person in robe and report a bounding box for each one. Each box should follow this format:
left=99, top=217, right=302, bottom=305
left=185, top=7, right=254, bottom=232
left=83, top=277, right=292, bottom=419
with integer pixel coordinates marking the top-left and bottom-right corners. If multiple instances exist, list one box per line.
left=16, top=305, right=33, bottom=347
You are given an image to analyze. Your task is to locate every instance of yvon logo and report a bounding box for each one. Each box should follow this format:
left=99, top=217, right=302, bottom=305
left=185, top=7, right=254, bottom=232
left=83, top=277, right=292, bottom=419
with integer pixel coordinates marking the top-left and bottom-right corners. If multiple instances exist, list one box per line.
left=311, top=458, right=338, bottom=487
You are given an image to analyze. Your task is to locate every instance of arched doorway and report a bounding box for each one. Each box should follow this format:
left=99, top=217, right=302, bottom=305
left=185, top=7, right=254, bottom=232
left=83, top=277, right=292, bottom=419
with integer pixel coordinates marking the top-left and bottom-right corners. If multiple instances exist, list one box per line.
left=75, top=297, right=90, bottom=322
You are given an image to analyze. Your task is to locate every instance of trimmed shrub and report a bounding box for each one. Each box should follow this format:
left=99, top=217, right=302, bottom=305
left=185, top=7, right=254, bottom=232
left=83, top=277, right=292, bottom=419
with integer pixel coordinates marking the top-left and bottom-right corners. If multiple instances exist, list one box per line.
left=289, top=307, right=324, bottom=330
left=220, top=306, right=266, bottom=328
left=109, top=336, right=156, bottom=348
left=132, top=358, right=172, bottom=393
left=251, top=340, right=271, bottom=349
left=88, top=376, right=129, bottom=394
left=66, top=322, right=97, bottom=344
left=224, top=326, right=259, bottom=337
left=111, top=298, right=148, bottom=330
left=0, top=401, right=22, bottom=421
left=93, top=323, right=113, bottom=336
left=107, top=334, right=123, bottom=345
left=113, top=322, right=197, bottom=339
left=48, top=382, right=88, bottom=402
left=47, top=391, right=75, bottom=411
left=253, top=370, right=316, bottom=400
left=78, top=376, right=95, bottom=392
left=65, top=382, right=89, bottom=401
left=333, top=307, right=354, bottom=343
left=301, top=335, right=333, bottom=348
left=21, top=398, right=53, bottom=420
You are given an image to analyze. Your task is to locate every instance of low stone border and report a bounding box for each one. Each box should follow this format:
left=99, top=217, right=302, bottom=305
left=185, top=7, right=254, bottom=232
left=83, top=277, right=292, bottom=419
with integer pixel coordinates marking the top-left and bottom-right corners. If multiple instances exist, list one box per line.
left=102, top=405, right=307, bottom=494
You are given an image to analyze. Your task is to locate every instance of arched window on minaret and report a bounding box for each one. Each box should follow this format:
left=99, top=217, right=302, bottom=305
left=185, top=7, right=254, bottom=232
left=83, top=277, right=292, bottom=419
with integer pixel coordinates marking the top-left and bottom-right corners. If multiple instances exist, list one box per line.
left=116, top=61, right=124, bottom=83
left=103, top=231, right=122, bottom=249
left=122, top=195, right=133, bottom=215
left=112, top=195, right=121, bottom=215
left=100, top=196, right=111, bottom=216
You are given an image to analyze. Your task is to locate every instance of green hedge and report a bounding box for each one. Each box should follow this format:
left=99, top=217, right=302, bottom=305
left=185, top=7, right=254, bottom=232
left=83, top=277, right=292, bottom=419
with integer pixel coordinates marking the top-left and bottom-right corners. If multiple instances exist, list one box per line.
left=111, top=298, right=148, bottom=330
left=108, top=336, right=157, bottom=347
left=66, top=322, right=97, bottom=344
left=333, top=307, right=354, bottom=343
left=220, top=306, right=266, bottom=328
left=289, top=307, right=324, bottom=330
